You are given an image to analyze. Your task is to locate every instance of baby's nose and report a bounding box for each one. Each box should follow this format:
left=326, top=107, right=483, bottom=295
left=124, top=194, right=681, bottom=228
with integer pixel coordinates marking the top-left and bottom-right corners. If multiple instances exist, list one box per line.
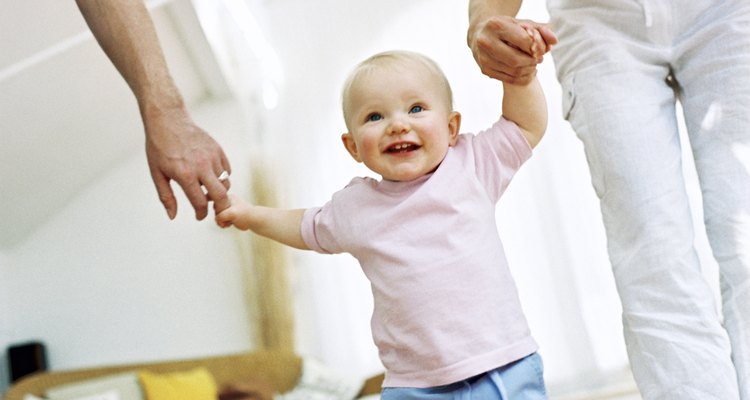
left=387, top=115, right=410, bottom=135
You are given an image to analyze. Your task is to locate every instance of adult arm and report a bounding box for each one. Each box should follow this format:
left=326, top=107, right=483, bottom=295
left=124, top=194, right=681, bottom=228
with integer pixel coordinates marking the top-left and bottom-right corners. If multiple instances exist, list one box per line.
left=468, top=0, right=557, bottom=84
left=76, top=0, right=231, bottom=220
left=216, top=195, right=309, bottom=250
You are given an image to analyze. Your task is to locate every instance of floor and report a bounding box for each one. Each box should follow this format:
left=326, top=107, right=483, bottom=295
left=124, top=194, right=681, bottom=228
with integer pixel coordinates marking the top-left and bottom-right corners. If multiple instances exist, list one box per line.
left=555, top=388, right=641, bottom=400
left=550, top=368, right=642, bottom=400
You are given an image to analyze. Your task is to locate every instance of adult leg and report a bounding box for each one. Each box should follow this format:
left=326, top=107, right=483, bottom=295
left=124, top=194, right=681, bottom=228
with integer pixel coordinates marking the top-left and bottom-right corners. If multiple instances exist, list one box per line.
left=564, top=64, right=739, bottom=400
left=676, top=2, right=750, bottom=397
left=551, top=9, right=739, bottom=396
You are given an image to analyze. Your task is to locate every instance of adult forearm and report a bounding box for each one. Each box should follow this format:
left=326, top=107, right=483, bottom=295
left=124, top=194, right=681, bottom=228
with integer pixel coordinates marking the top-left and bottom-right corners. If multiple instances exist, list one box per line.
left=77, top=0, right=232, bottom=221
left=468, top=0, right=523, bottom=30
left=76, top=0, right=183, bottom=115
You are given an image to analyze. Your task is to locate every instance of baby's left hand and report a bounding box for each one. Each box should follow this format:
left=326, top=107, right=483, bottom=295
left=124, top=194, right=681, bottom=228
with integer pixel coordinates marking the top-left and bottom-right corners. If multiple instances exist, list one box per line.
left=519, top=22, right=554, bottom=61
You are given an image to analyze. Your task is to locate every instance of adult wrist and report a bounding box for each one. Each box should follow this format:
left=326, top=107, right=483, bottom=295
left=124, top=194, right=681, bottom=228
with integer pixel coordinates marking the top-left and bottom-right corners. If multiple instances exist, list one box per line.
left=138, top=88, right=187, bottom=122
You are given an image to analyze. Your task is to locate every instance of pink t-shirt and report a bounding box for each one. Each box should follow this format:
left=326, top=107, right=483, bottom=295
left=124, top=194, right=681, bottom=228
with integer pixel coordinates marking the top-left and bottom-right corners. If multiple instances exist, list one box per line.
left=301, top=117, right=538, bottom=388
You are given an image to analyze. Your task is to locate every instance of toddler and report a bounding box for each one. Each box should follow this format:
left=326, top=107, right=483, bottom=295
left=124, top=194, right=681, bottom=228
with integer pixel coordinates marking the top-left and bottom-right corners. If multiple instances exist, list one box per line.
left=217, top=45, right=549, bottom=399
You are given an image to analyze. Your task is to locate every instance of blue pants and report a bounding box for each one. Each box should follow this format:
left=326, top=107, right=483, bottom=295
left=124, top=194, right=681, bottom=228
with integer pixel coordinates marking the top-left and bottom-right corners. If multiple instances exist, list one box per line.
left=380, top=353, right=547, bottom=400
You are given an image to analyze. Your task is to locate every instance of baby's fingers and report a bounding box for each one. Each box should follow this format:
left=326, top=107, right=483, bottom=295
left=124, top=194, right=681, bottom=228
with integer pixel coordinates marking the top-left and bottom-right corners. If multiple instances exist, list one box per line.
left=215, top=210, right=234, bottom=229
left=524, top=27, right=545, bottom=60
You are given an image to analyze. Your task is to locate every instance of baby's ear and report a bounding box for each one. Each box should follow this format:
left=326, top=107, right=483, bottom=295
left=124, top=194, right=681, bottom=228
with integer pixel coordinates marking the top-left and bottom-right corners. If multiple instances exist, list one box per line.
left=341, top=133, right=362, bottom=162
left=448, top=111, right=461, bottom=146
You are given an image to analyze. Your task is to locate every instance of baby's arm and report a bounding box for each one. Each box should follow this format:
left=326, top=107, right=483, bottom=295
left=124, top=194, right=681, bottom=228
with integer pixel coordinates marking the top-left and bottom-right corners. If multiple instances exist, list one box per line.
left=216, top=194, right=309, bottom=250
left=502, top=77, right=547, bottom=148
left=501, top=26, right=548, bottom=148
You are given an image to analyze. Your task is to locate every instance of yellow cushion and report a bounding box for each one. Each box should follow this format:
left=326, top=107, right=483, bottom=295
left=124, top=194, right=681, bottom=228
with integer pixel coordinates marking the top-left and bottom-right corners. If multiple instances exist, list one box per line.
left=138, top=367, right=217, bottom=400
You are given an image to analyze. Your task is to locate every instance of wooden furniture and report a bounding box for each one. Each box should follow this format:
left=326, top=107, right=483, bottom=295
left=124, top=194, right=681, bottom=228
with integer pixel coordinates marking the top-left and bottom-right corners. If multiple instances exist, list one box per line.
left=4, top=350, right=384, bottom=400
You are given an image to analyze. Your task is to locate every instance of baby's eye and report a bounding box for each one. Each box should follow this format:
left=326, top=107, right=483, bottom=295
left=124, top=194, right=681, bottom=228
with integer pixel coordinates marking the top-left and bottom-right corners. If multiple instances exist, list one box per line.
left=409, top=105, right=423, bottom=113
left=366, top=113, right=383, bottom=122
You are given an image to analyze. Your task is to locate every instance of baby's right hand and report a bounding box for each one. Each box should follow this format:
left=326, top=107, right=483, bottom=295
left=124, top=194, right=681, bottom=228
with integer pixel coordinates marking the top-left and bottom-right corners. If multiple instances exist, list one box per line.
left=215, top=193, right=251, bottom=230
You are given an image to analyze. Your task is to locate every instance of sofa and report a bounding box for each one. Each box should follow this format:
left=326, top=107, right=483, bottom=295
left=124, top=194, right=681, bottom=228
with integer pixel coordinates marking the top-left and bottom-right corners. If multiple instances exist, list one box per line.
left=4, top=350, right=384, bottom=400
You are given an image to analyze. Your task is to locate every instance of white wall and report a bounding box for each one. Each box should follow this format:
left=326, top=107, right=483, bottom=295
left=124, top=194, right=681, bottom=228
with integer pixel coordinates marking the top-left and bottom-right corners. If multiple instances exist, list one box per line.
left=0, top=0, right=211, bottom=250
left=0, top=0, right=261, bottom=395
left=0, top=254, right=10, bottom=394
left=2, top=98, right=256, bottom=388
left=6, top=146, right=252, bottom=369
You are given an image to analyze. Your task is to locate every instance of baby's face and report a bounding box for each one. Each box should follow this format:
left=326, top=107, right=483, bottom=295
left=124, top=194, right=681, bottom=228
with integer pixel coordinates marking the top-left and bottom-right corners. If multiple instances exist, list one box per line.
left=342, top=65, right=460, bottom=182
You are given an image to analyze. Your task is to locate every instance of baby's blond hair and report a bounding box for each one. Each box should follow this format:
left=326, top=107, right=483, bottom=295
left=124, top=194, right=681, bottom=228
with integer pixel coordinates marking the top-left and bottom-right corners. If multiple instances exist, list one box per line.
left=341, top=50, right=454, bottom=129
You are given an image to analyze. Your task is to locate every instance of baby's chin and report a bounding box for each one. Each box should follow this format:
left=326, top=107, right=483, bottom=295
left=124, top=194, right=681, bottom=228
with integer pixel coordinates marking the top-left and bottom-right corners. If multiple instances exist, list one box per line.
left=380, top=163, right=442, bottom=182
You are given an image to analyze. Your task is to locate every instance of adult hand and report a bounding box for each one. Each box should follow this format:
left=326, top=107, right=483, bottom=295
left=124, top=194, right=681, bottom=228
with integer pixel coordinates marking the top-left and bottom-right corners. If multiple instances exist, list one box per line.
left=468, top=15, right=557, bottom=84
left=144, top=106, right=231, bottom=221
left=75, top=0, right=235, bottom=221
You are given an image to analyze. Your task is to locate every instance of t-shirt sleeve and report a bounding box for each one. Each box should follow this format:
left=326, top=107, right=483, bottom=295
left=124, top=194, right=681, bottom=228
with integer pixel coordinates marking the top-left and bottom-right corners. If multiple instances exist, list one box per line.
left=472, top=116, right=533, bottom=200
left=301, top=207, right=324, bottom=253
left=300, top=201, right=347, bottom=255
left=300, top=178, right=367, bottom=255
left=301, top=206, right=332, bottom=254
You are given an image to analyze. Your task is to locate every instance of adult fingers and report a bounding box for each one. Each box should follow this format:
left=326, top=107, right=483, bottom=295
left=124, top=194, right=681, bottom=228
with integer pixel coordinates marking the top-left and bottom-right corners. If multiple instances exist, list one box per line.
left=486, top=16, right=538, bottom=56
left=209, top=150, right=232, bottom=214
left=476, top=47, right=539, bottom=84
left=151, top=169, right=178, bottom=220
left=179, top=176, right=210, bottom=220
left=219, top=150, right=232, bottom=191
left=202, top=169, right=230, bottom=215
left=473, top=31, right=540, bottom=81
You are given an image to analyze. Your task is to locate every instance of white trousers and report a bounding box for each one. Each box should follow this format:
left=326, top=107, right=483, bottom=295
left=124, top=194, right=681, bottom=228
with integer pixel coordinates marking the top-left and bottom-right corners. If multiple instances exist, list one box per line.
left=549, top=0, right=750, bottom=398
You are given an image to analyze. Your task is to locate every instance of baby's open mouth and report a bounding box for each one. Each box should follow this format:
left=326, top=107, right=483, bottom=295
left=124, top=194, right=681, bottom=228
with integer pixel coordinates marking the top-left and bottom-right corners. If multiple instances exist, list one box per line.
left=386, top=143, right=420, bottom=153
